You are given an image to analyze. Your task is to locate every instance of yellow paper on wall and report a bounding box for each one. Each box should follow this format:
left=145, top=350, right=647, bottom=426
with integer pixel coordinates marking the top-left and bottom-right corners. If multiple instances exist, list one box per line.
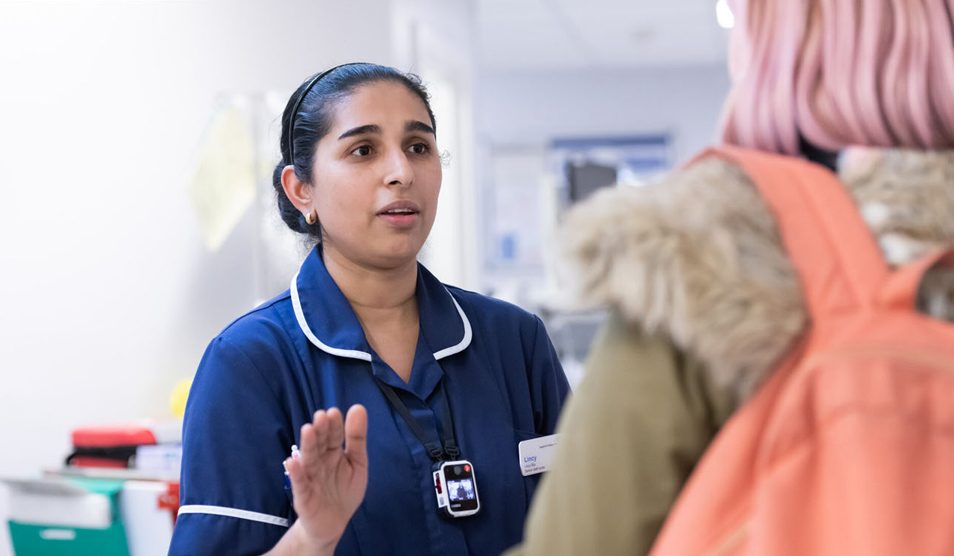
left=170, top=378, right=192, bottom=418
left=188, top=101, right=256, bottom=252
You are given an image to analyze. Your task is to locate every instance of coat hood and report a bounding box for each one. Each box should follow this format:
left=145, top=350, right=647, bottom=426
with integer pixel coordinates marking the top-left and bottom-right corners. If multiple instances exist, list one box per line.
left=561, top=149, right=954, bottom=398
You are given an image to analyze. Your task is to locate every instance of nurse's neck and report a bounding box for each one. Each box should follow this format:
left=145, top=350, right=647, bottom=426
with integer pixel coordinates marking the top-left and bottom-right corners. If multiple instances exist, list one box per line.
left=320, top=244, right=418, bottom=313
left=322, top=244, right=420, bottom=382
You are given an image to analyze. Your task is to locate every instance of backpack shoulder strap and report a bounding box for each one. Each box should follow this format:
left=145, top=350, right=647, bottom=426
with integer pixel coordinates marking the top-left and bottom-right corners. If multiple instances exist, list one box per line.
left=692, top=146, right=890, bottom=318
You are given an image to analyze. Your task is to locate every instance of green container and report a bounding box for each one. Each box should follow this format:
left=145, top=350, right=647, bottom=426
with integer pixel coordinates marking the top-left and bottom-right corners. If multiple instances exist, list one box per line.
left=8, top=520, right=128, bottom=556
left=7, top=478, right=130, bottom=556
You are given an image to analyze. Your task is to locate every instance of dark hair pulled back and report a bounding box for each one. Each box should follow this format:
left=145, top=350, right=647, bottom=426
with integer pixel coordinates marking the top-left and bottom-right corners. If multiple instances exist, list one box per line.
left=272, top=63, right=437, bottom=242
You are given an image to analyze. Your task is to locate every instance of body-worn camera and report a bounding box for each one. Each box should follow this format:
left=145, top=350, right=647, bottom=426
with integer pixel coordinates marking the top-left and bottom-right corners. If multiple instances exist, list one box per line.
left=433, top=460, right=480, bottom=518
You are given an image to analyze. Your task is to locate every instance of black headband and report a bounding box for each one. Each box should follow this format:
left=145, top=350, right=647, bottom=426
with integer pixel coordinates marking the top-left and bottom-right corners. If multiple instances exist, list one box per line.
left=286, top=62, right=367, bottom=165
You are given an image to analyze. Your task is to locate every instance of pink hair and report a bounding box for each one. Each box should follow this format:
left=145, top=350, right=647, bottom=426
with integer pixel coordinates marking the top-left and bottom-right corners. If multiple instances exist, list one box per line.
left=721, top=0, right=954, bottom=154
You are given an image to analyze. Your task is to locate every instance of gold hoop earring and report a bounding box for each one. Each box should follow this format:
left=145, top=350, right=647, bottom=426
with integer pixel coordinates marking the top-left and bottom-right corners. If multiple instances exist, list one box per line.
left=305, top=211, right=317, bottom=226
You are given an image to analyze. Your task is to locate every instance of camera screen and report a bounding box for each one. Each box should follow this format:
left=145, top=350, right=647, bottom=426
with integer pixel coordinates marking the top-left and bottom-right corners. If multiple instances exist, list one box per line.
left=447, top=479, right=475, bottom=502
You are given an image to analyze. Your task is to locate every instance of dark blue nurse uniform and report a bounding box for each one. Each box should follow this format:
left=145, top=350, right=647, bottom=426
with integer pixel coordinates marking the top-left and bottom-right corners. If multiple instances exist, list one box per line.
left=168, top=247, right=570, bottom=556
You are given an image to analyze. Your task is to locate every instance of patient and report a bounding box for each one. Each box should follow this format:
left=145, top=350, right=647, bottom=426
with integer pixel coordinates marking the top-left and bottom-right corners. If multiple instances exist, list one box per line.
left=507, top=0, right=954, bottom=554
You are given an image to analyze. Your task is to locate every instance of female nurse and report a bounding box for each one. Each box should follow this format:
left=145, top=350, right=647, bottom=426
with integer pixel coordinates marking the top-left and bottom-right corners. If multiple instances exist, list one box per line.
left=167, top=63, right=570, bottom=556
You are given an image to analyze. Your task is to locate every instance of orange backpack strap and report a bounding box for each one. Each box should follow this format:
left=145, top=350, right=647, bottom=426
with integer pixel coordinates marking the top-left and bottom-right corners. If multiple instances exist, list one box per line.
left=692, top=146, right=890, bottom=318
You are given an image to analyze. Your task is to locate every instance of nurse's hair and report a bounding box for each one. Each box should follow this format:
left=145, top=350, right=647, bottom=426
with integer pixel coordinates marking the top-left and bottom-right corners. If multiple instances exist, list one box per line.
left=720, top=0, right=954, bottom=155
left=272, top=63, right=437, bottom=241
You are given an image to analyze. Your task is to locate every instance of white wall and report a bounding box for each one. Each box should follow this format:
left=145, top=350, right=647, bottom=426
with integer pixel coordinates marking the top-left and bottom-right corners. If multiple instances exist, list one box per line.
left=476, top=64, right=732, bottom=163
left=0, top=1, right=393, bottom=553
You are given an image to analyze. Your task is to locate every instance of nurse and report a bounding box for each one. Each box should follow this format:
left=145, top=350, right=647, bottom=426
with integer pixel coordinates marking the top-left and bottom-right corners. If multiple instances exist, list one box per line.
left=168, top=63, right=570, bottom=556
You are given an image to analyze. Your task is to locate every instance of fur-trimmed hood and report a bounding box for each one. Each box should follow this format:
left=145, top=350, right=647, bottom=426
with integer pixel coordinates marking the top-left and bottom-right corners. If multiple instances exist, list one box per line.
left=561, top=149, right=954, bottom=399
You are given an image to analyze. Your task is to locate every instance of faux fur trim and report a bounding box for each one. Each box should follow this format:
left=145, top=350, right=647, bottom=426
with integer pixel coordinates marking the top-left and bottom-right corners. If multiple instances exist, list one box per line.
left=561, top=150, right=954, bottom=399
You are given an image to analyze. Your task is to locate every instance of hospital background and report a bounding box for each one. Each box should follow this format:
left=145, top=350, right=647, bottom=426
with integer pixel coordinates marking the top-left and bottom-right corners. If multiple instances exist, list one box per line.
left=0, top=0, right=732, bottom=554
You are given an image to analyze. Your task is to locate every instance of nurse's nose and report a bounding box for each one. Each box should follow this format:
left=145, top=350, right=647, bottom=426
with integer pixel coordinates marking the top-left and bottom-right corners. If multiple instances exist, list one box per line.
left=383, top=147, right=414, bottom=188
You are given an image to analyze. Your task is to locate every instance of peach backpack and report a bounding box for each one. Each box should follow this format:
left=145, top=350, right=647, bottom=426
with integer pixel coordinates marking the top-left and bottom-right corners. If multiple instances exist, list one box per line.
left=650, top=146, right=954, bottom=556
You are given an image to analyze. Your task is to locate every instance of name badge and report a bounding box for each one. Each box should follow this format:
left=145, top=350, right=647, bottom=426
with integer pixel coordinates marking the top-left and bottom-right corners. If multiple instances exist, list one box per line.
left=518, top=434, right=559, bottom=476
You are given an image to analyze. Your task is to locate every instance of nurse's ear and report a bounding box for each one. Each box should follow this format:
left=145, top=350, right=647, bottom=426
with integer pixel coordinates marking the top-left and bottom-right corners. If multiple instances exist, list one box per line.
left=273, top=161, right=320, bottom=235
left=281, top=165, right=316, bottom=219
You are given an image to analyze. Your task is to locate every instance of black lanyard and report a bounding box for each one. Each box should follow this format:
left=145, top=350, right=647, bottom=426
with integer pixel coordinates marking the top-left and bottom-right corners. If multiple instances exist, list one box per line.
left=375, top=380, right=460, bottom=463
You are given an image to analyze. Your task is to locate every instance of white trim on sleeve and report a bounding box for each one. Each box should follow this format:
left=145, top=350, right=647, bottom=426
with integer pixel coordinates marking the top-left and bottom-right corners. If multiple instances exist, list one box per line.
left=177, top=505, right=289, bottom=528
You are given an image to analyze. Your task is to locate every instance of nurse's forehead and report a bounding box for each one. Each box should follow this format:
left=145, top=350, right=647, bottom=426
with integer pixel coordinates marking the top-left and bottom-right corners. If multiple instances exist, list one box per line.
left=328, top=82, right=430, bottom=132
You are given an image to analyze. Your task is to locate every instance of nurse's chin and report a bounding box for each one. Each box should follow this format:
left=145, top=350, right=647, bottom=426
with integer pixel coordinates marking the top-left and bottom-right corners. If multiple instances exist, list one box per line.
left=365, top=241, right=428, bottom=269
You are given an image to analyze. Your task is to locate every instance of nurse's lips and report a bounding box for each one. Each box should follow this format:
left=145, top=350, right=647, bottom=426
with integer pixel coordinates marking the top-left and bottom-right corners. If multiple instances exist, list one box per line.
left=377, top=200, right=421, bottom=227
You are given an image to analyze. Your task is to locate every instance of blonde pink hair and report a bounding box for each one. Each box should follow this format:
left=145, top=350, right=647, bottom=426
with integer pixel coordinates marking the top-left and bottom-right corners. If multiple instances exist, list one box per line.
left=721, top=0, right=954, bottom=154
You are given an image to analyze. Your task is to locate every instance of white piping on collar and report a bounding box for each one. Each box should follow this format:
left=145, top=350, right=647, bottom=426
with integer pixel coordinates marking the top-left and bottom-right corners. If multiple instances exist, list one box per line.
left=291, top=272, right=372, bottom=362
left=433, top=289, right=472, bottom=360
left=177, top=505, right=289, bottom=528
left=290, top=272, right=473, bottom=361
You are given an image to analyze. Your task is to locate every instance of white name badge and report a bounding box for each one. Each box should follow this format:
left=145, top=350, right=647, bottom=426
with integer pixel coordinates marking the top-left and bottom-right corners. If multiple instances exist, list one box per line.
left=518, top=434, right=559, bottom=476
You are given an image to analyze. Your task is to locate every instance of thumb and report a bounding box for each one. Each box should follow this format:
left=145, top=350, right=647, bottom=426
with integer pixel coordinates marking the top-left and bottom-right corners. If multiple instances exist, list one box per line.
left=344, top=404, right=368, bottom=467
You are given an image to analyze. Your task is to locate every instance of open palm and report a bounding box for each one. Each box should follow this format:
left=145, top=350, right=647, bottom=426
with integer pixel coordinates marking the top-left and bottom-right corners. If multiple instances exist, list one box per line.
left=285, top=405, right=369, bottom=548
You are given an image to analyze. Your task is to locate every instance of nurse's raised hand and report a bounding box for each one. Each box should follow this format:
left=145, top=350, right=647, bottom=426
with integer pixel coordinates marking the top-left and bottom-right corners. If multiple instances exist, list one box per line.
left=283, top=405, right=369, bottom=555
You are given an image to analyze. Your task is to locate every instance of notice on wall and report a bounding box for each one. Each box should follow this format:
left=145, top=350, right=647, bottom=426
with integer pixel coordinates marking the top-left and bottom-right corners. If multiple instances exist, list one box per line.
left=489, top=149, right=547, bottom=269
left=188, top=99, right=256, bottom=252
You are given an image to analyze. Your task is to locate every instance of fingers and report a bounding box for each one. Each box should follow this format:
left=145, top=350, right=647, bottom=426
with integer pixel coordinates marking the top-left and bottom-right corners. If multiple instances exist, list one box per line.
left=296, top=406, right=364, bottom=472
left=344, top=404, right=369, bottom=467
left=325, top=407, right=345, bottom=450
left=298, top=421, right=319, bottom=470
left=300, top=408, right=346, bottom=462
left=312, top=410, right=332, bottom=454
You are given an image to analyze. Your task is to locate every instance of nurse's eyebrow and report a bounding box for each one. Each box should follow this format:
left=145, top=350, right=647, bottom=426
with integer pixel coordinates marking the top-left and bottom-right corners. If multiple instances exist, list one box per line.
left=337, top=121, right=434, bottom=140
left=338, top=124, right=380, bottom=140
left=406, top=120, right=435, bottom=135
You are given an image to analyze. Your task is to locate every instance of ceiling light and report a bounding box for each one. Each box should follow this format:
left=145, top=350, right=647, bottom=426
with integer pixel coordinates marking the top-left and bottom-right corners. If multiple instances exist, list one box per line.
left=716, top=0, right=734, bottom=29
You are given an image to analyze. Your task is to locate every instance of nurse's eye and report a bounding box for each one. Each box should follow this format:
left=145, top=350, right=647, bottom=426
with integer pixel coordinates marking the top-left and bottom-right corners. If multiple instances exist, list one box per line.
left=350, top=145, right=373, bottom=157
left=407, top=142, right=430, bottom=155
